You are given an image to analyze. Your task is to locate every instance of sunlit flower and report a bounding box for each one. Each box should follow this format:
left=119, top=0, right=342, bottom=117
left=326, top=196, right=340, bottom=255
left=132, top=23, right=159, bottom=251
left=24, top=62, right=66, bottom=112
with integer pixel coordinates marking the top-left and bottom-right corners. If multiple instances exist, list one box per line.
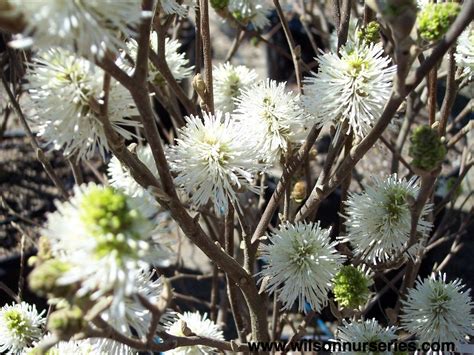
left=10, top=0, right=143, bottom=58
left=0, top=302, right=45, bottom=354
left=455, top=27, right=474, bottom=80
left=303, top=40, right=396, bottom=139
left=167, top=111, right=265, bottom=215
left=160, top=0, right=195, bottom=17
left=26, top=48, right=139, bottom=160
left=335, top=319, right=398, bottom=355
left=101, top=269, right=174, bottom=340
left=235, top=79, right=310, bottom=161
left=43, top=183, right=168, bottom=318
left=401, top=273, right=474, bottom=343
left=108, top=144, right=160, bottom=213
left=259, top=221, right=345, bottom=312
left=166, top=311, right=224, bottom=354
left=340, top=174, right=433, bottom=264
left=213, top=62, right=258, bottom=113
left=228, top=0, right=271, bottom=30
left=127, top=33, right=194, bottom=84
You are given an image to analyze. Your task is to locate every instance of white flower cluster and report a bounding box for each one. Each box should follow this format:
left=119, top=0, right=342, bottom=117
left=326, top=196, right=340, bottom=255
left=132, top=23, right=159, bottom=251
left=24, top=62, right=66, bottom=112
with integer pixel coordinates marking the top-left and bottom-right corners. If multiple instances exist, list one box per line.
left=127, top=32, right=194, bottom=84
left=335, top=319, right=398, bottom=355
left=228, top=0, right=272, bottom=30
left=235, top=79, right=311, bottom=161
left=401, top=273, right=474, bottom=343
left=168, top=111, right=266, bottom=215
left=10, top=0, right=143, bottom=58
left=259, top=221, right=345, bottom=312
left=26, top=47, right=139, bottom=160
left=166, top=311, right=225, bottom=354
left=455, top=27, right=474, bottom=80
left=341, top=174, right=433, bottom=264
left=213, top=62, right=258, bottom=113
left=108, top=144, right=161, bottom=215
left=0, top=302, right=45, bottom=354
left=303, top=39, right=396, bottom=139
left=160, top=0, right=196, bottom=17
left=43, top=183, right=169, bottom=319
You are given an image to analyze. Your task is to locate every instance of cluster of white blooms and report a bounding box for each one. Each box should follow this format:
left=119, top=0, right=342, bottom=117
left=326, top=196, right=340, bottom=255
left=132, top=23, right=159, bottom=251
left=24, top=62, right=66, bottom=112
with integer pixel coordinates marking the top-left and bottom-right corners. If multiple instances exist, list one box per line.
left=213, top=62, right=258, bottom=113
left=228, top=0, right=272, bottom=30
left=341, top=174, right=433, bottom=264
left=43, top=183, right=169, bottom=317
left=166, top=311, right=225, bottom=354
left=108, top=144, right=160, bottom=214
left=160, top=0, right=195, bottom=17
left=401, top=273, right=474, bottom=343
left=303, top=39, right=396, bottom=139
left=235, top=79, right=311, bottom=161
left=259, top=222, right=345, bottom=312
left=100, top=269, right=174, bottom=341
left=127, top=32, right=194, bottom=84
left=26, top=47, right=139, bottom=160
left=0, top=302, right=45, bottom=354
left=335, top=319, right=398, bottom=354
left=455, top=27, right=474, bottom=79
left=29, top=336, right=132, bottom=355
left=168, top=111, right=266, bottom=215
left=10, top=0, right=143, bottom=58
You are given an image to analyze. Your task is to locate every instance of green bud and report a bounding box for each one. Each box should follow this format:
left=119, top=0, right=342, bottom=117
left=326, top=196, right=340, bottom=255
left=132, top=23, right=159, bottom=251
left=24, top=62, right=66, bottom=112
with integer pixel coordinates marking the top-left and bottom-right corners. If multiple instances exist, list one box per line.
left=417, top=3, right=460, bottom=41
left=80, top=186, right=136, bottom=236
left=210, top=0, right=228, bottom=10
left=333, top=265, right=371, bottom=309
left=28, top=259, right=71, bottom=297
left=409, top=125, right=446, bottom=171
left=37, top=236, right=53, bottom=262
left=357, top=21, right=381, bottom=44
left=47, top=306, right=86, bottom=340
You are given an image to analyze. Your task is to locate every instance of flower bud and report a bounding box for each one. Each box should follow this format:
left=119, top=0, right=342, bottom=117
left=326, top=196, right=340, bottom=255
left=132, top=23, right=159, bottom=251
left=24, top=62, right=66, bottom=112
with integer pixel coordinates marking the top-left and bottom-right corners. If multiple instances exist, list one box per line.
left=417, top=3, right=460, bottom=42
left=28, top=259, right=71, bottom=297
left=291, top=181, right=307, bottom=203
left=47, top=306, right=86, bottom=340
left=333, top=265, right=371, bottom=309
left=36, top=236, right=53, bottom=263
left=192, top=73, right=207, bottom=101
left=409, top=125, right=446, bottom=171
left=357, top=21, right=381, bottom=44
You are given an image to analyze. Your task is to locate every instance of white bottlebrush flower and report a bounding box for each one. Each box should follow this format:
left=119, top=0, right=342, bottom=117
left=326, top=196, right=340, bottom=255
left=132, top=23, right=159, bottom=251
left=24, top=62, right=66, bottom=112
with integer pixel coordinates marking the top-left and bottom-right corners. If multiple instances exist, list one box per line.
left=167, top=111, right=265, bottom=215
left=341, top=174, right=433, bottom=264
left=81, top=338, right=134, bottom=355
left=303, top=40, right=396, bottom=139
left=213, top=62, right=258, bottom=113
left=259, top=221, right=345, bottom=312
left=401, top=273, right=474, bottom=344
left=9, top=0, right=143, bottom=58
left=0, top=302, right=45, bottom=354
left=455, top=27, right=474, bottom=80
left=335, top=319, right=398, bottom=355
left=166, top=311, right=225, bottom=354
left=26, top=47, right=139, bottom=160
left=101, top=269, right=174, bottom=339
left=43, top=183, right=168, bottom=318
left=108, top=144, right=160, bottom=213
left=228, top=0, right=271, bottom=30
left=128, top=32, right=194, bottom=84
left=159, top=0, right=195, bottom=17
left=235, top=79, right=310, bottom=161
